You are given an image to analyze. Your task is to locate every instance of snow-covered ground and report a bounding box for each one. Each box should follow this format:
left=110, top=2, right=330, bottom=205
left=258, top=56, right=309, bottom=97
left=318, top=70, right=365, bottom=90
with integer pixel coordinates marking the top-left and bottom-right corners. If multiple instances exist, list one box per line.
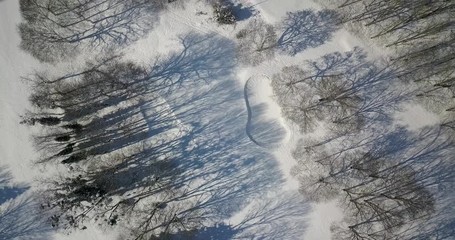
left=0, top=0, right=441, bottom=239
left=0, top=0, right=39, bottom=183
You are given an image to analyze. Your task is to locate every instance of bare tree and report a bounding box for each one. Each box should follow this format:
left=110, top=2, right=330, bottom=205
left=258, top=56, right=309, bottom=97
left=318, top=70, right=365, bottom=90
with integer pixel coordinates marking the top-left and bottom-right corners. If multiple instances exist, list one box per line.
left=24, top=48, right=216, bottom=237
left=330, top=0, right=455, bottom=137
left=236, top=18, right=277, bottom=66
left=293, top=126, right=454, bottom=239
left=19, top=0, right=164, bottom=62
left=272, top=49, right=400, bottom=133
left=271, top=65, right=321, bottom=132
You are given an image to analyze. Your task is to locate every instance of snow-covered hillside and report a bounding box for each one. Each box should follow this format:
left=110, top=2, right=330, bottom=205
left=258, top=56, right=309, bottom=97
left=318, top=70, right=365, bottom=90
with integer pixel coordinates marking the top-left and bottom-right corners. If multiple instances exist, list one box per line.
left=1, top=0, right=451, bottom=239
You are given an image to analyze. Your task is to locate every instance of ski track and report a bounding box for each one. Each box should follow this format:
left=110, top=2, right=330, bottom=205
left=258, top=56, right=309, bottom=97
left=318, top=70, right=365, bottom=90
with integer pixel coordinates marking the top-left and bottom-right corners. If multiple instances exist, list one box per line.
left=244, top=77, right=265, bottom=148
left=244, top=75, right=290, bottom=150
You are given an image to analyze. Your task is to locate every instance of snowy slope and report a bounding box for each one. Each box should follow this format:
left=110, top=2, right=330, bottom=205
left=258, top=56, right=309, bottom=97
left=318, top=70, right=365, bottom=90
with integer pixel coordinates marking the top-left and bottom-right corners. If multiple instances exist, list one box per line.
left=0, top=1, right=117, bottom=240
left=0, top=0, right=39, bottom=183
left=0, top=0, right=442, bottom=239
left=123, top=1, right=345, bottom=238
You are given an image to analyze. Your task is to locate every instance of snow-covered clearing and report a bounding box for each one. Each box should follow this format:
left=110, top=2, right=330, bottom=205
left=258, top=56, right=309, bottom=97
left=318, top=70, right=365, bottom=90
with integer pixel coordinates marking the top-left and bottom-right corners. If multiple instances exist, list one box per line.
left=244, top=75, right=290, bottom=149
left=0, top=0, right=445, bottom=239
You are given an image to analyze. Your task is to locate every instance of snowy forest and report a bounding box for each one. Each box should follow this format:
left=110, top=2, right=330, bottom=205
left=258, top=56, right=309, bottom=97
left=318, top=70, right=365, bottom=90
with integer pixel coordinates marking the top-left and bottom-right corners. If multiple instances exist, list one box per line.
left=0, top=0, right=453, bottom=239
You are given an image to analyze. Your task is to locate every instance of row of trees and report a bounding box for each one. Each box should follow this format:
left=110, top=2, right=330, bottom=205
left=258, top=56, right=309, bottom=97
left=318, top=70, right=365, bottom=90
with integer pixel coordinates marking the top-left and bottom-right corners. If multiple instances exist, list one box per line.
left=327, top=0, right=455, bottom=137
left=316, top=2, right=455, bottom=237
left=293, top=126, right=453, bottom=239
left=17, top=0, right=307, bottom=238
left=21, top=29, right=259, bottom=239
left=271, top=45, right=454, bottom=238
left=23, top=55, right=205, bottom=239
left=19, top=0, right=169, bottom=62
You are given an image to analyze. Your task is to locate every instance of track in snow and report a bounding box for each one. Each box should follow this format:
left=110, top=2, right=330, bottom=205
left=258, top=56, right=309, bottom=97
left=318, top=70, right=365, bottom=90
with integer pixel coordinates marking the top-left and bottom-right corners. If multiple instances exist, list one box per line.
left=244, top=75, right=290, bottom=149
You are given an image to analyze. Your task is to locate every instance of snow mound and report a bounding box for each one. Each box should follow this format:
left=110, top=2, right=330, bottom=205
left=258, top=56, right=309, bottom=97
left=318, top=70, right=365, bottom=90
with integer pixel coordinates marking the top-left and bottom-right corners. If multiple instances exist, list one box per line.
left=244, top=75, right=290, bottom=149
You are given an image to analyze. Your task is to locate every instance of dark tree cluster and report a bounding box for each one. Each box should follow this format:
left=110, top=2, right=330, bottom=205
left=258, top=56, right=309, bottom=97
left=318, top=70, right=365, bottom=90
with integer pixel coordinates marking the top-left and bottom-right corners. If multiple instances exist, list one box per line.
left=211, top=0, right=236, bottom=24
left=26, top=55, right=152, bottom=162
left=24, top=32, right=240, bottom=238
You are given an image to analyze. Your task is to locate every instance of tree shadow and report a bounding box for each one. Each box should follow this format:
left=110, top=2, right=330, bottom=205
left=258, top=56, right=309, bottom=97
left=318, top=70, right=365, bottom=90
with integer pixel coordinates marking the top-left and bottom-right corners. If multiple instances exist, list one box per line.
left=278, top=9, right=340, bottom=56
left=229, top=192, right=310, bottom=239
left=364, top=127, right=455, bottom=240
left=409, top=193, right=455, bottom=240
left=50, top=32, right=239, bottom=157
left=126, top=33, right=308, bottom=237
left=0, top=196, right=52, bottom=240
left=146, top=32, right=237, bottom=90
left=143, top=34, right=283, bottom=215
left=0, top=167, right=51, bottom=240
left=230, top=3, right=256, bottom=21
left=393, top=127, right=455, bottom=240
left=247, top=103, right=287, bottom=148
left=0, top=167, right=29, bottom=206
left=34, top=32, right=310, bottom=238
left=160, top=192, right=310, bottom=239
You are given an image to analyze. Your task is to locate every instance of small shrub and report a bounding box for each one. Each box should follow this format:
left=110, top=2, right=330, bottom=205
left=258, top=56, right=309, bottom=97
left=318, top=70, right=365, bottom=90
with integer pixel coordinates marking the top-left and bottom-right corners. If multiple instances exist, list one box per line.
left=213, top=2, right=235, bottom=24
left=72, top=185, right=106, bottom=200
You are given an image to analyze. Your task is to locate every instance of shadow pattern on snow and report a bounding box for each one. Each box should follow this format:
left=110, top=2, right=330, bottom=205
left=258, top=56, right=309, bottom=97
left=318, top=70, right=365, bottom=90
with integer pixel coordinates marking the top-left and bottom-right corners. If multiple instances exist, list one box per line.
left=30, top=32, right=309, bottom=239
left=271, top=44, right=454, bottom=238
left=0, top=167, right=51, bottom=240
left=229, top=2, right=256, bottom=21
left=244, top=78, right=287, bottom=149
left=278, top=9, right=340, bottom=56
left=164, top=192, right=310, bottom=240
left=0, top=168, right=29, bottom=205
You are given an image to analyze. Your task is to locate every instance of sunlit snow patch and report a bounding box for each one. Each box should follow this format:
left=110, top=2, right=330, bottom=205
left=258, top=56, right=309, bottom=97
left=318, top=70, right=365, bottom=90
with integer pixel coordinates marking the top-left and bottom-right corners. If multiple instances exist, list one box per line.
left=244, top=75, right=290, bottom=149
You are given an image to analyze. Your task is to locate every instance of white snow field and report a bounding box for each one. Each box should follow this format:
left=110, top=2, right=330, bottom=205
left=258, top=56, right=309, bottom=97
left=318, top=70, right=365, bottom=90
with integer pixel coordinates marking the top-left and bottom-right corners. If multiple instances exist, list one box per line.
left=244, top=75, right=290, bottom=149
left=0, top=0, right=444, bottom=239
